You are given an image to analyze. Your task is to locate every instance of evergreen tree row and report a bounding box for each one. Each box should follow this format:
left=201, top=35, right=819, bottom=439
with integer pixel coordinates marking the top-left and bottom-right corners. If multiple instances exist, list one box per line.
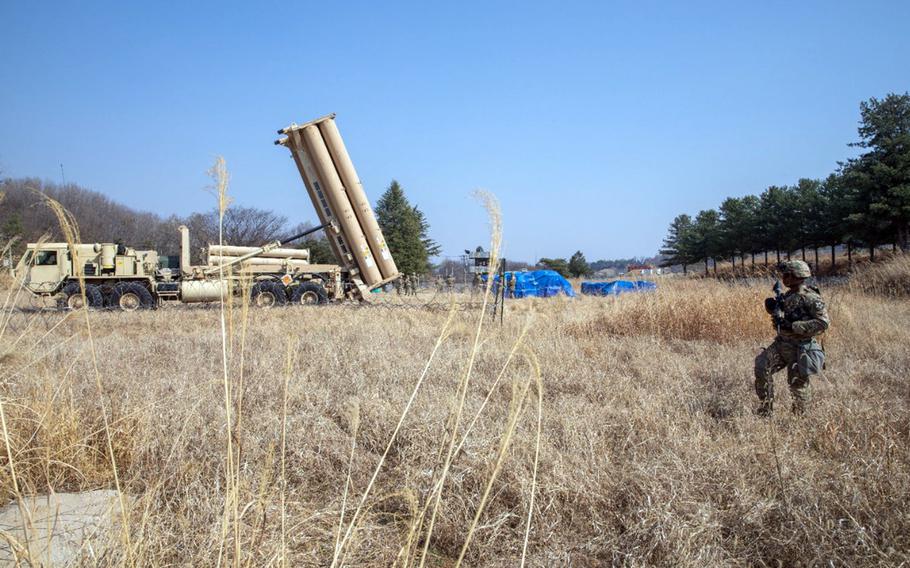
left=660, top=93, right=910, bottom=274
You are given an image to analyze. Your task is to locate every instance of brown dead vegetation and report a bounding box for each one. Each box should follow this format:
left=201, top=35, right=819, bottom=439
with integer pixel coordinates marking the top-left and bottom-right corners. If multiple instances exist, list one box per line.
left=0, top=255, right=909, bottom=565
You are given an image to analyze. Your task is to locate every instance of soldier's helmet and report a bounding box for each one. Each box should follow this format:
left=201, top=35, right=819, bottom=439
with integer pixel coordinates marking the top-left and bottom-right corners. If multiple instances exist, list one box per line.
left=778, top=260, right=811, bottom=278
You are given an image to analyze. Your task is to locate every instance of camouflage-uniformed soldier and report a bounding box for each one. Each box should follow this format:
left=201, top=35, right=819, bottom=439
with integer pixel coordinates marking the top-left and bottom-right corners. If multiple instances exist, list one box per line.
left=445, top=274, right=455, bottom=292
left=507, top=273, right=517, bottom=298
left=401, top=274, right=411, bottom=296
left=410, top=272, right=419, bottom=296
left=754, top=260, right=830, bottom=415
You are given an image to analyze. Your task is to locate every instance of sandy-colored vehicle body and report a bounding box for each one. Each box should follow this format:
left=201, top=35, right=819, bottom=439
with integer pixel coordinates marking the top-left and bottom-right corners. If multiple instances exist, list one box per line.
left=15, top=242, right=157, bottom=293
left=13, top=230, right=349, bottom=310
left=12, top=114, right=397, bottom=310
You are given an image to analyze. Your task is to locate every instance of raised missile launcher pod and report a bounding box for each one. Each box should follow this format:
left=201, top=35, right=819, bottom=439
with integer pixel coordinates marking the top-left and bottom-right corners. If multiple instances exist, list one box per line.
left=12, top=114, right=399, bottom=311
left=275, top=114, right=399, bottom=293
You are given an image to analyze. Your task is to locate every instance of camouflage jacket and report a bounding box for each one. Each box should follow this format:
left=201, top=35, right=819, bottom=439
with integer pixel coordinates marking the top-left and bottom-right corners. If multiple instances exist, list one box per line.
left=772, top=284, right=830, bottom=342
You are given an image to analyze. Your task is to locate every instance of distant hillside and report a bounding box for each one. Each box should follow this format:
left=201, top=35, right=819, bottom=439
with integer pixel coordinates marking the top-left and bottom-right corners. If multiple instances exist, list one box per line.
left=0, top=177, right=324, bottom=262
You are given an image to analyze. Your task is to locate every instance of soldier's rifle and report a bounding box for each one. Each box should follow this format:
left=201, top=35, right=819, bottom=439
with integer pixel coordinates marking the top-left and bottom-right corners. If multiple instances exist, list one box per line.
left=768, top=280, right=809, bottom=333
left=769, top=280, right=787, bottom=333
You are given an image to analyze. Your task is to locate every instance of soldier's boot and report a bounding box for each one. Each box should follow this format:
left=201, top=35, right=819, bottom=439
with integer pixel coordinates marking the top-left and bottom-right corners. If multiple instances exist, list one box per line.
left=754, top=369, right=774, bottom=417
left=790, top=386, right=810, bottom=415
left=754, top=349, right=779, bottom=417
left=756, top=399, right=773, bottom=417
left=788, top=374, right=811, bottom=416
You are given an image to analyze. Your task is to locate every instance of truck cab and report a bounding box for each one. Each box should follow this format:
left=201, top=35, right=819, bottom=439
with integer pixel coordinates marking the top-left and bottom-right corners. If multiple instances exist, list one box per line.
left=13, top=242, right=159, bottom=308
left=13, top=243, right=73, bottom=295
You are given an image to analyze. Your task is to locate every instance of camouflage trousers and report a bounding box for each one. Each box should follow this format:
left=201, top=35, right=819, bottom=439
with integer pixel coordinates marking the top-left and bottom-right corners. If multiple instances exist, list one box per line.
left=754, top=338, right=825, bottom=413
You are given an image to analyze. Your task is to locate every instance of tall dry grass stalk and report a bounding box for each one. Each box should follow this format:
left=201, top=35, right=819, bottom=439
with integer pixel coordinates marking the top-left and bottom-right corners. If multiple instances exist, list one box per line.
left=396, top=318, right=533, bottom=565
left=207, top=156, right=243, bottom=568
left=416, top=191, right=503, bottom=568
left=332, top=398, right=359, bottom=565
left=0, top=232, right=51, bottom=344
left=520, top=347, right=542, bottom=568
left=454, top=345, right=539, bottom=566
left=332, top=304, right=459, bottom=567
left=280, top=338, right=293, bottom=568
left=42, top=193, right=133, bottom=563
left=0, top=191, right=133, bottom=563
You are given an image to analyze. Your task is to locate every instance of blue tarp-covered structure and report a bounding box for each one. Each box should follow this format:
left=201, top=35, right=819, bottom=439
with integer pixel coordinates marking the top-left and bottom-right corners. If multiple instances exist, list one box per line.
left=581, top=280, right=657, bottom=296
left=487, top=270, right=575, bottom=298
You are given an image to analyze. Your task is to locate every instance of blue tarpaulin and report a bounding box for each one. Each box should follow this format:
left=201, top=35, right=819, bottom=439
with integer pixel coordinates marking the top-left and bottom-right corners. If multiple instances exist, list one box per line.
left=487, top=270, right=576, bottom=298
left=581, top=280, right=657, bottom=296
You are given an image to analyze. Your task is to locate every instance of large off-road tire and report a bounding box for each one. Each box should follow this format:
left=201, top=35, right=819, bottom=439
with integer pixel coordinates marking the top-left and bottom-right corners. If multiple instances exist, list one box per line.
left=57, top=282, right=104, bottom=310
left=290, top=282, right=328, bottom=305
left=109, top=282, right=156, bottom=312
left=251, top=281, right=288, bottom=308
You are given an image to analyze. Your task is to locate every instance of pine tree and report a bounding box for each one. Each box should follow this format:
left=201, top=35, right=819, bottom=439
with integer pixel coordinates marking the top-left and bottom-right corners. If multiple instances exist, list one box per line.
left=375, top=180, right=433, bottom=274
left=537, top=257, right=570, bottom=277
left=659, top=214, right=694, bottom=273
left=299, top=236, right=335, bottom=264
left=842, top=93, right=910, bottom=251
left=758, top=186, right=800, bottom=262
left=693, top=209, right=721, bottom=275
left=568, top=251, right=591, bottom=277
left=412, top=205, right=441, bottom=258
left=719, top=197, right=760, bottom=268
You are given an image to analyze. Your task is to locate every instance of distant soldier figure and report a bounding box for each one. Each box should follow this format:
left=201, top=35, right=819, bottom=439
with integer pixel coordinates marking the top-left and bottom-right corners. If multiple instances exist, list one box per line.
left=445, top=274, right=455, bottom=292
left=754, top=260, right=830, bottom=416
left=472, top=272, right=482, bottom=290
left=435, top=276, right=444, bottom=292
left=401, top=274, right=411, bottom=296
left=507, top=273, right=517, bottom=298
left=410, top=272, right=419, bottom=296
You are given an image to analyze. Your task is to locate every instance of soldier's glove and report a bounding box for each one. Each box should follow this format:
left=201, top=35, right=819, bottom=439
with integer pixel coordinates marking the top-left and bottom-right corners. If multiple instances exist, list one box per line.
left=773, top=315, right=792, bottom=331
left=764, top=297, right=778, bottom=314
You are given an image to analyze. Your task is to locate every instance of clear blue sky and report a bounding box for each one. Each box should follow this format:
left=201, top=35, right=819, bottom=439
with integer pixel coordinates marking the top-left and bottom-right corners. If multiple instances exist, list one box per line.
left=2, top=1, right=908, bottom=262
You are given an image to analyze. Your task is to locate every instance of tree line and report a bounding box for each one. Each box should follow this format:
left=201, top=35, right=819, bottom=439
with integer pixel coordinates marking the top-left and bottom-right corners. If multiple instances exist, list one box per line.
left=0, top=177, right=438, bottom=274
left=660, top=93, right=910, bottom=275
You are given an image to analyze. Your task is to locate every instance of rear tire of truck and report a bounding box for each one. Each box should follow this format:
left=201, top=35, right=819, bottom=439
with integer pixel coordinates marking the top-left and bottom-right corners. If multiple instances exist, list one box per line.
left=291, top=282, right=328, bottom=305
left=110, top=282, right=155, bottom=312
left=58, top=282, right=104, bottom=310
left=251, top=281, right=287, bottom=308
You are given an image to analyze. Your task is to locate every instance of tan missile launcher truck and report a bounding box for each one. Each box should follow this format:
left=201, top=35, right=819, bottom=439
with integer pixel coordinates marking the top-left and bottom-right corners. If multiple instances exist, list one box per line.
left=13, top=225, right=343, bottom=310
left=12, top=114, right=399, bottom=310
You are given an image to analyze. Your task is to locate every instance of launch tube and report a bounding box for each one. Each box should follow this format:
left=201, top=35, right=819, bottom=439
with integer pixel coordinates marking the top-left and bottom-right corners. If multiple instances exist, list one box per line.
left=207, top=255, right=311, bottom=269
left=318, top=119, right=398, bottom=280
left=208, top=244, right=310, bottom=260
left=286, top=129, right=350, bottom=272
left=300, top=125, right=383, bottom=286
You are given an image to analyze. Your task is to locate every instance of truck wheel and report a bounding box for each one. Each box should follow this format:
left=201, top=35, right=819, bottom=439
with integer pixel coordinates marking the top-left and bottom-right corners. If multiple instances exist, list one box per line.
left=110, top=282, right=155, bottom=311
left=58, top=282, right=104, bottom=310
left=291, top=282, right=328, bottom=305
left=251, top=281, right=287, bottom=308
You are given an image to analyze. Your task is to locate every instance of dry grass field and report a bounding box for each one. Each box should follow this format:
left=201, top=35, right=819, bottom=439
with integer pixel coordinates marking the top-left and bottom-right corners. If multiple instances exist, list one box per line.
left=1, top=254, right=909, bottom=567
